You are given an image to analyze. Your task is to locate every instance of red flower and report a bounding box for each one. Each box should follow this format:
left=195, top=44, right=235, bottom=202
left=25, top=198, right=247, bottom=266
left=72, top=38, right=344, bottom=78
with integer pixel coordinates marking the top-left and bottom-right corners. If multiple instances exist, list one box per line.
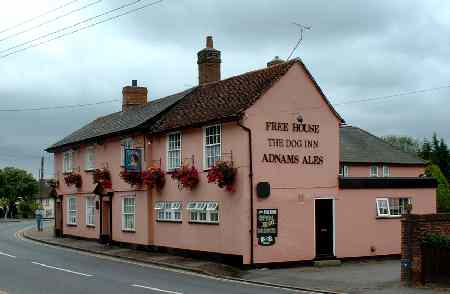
left=171, top=165, right=199, bottom=190
left=142, top=167, right=166, bottom=190
left=207, top=161, right=237, bottom=192
left=92, top=168, right=112, bottom=188
left=64, top=173, right=82, bottom=188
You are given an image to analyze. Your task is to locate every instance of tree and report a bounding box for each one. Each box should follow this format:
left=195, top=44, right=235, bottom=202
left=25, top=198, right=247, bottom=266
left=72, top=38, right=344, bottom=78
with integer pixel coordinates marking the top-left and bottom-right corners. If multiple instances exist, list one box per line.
left=0, top=167, right=38, bottom=218
left=382, top=135, right=421, bottom=154
left=425, top=164, right=450, bottom=212
left=419, top=138, right=432, bottom=161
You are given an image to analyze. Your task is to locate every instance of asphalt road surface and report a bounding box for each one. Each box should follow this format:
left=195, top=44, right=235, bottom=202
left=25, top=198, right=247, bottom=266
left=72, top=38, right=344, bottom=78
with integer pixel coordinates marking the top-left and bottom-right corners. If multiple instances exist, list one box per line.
left=0, top=221, right=317, bottom=294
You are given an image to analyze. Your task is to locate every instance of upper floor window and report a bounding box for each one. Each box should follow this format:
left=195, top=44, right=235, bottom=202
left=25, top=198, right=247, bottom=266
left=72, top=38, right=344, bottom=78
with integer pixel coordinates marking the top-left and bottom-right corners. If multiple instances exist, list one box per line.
left=204, top=125, right=221, bottom=169
left=370, top=165, right=378, bottom=177
left=376, top=197, right=411, bottom=217
left=339, top=164, right=349, bottom=177
left=63, top=150, right=74, bottom=173
left=85, top=146, right=95, bottom=171
left=67, top=197, right=77, bottom=225
left=382, top=165, right=390, bottom=177
left=167, top=132, right=181, bottom=171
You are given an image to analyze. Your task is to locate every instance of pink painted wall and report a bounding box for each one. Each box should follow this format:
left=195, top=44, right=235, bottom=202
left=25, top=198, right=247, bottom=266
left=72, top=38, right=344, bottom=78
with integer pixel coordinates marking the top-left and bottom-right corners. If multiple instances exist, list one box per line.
left=243, top=63, right=341, bottom=263
left=149, top=122, right=252, bottom=262
left=336, top=188, right=436, bottom=258
left=344, top=165, right=425, bottom=177
left=62, top=194, right=100, bottom=239
left=54, top=135, right=151, bottom=245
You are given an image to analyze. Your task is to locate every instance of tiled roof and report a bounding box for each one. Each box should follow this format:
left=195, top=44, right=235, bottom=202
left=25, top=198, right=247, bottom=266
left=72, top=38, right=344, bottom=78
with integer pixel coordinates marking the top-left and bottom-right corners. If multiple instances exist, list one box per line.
left=340, top=126, right=425, bottom=165
left=46, top=89, right=192, bottom=152
left=47, top=59, right=343, bottom=152
left=149, top=59, right=343, bottom=133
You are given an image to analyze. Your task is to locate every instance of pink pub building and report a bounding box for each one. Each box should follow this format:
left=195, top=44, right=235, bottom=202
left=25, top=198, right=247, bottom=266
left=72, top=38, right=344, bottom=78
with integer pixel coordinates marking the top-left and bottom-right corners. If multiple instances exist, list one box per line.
left=46, top=36, right=437, bottom=266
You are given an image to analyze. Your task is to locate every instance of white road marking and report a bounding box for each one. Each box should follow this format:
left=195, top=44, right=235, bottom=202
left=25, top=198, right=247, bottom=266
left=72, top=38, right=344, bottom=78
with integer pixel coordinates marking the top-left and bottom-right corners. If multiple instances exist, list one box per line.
left=0, top=251, right=16, bottom=258
left=131, top=284, right=183, bottom=294
left=31, top=261, right=93, bottom=277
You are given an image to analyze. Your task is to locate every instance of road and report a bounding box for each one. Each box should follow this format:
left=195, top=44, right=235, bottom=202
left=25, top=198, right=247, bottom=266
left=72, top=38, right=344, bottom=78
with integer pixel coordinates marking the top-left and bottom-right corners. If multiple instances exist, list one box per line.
left=0, top=221, right=316, bottom=294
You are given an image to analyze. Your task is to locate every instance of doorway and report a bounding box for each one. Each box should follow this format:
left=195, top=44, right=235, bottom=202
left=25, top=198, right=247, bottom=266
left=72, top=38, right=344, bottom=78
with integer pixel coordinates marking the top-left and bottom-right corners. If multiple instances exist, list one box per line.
left=315, top=198, right=335, bottom=258
left=100, top=195, right=112, bottom=244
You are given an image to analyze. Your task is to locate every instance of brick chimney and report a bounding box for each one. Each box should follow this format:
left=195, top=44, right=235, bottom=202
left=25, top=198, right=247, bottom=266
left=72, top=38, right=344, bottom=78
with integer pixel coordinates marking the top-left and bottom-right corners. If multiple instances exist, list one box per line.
left=122, top=80, right=148, bottom=111
left=267, top=56, right=285, bottom=67
left=197, top=36, right=221, bottom=85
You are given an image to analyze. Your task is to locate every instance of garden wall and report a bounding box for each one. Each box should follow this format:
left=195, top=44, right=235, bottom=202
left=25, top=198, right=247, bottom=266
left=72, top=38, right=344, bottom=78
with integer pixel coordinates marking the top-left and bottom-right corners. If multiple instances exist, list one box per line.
left=401, top=213, right=450, bottom=285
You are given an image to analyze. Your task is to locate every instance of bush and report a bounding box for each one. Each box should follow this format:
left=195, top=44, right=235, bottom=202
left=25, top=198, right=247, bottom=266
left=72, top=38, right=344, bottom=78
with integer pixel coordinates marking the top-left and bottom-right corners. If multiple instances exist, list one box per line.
left=18, top=201, right=39, bottom=219
left=422, top=234, right=450, bottom=250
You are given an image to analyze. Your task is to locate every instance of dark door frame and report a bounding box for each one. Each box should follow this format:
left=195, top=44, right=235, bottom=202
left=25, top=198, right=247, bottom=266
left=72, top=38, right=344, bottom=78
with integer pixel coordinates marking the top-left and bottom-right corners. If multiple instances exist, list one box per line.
left=314, top=197, right=335, bottom=258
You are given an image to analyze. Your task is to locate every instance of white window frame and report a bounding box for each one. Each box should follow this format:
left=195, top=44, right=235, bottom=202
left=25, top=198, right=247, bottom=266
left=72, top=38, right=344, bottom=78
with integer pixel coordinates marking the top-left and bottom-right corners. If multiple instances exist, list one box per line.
left=376, top=197, right=411, bottom=217
left=370, top=165, right=379, bottom=177
left=339, top=165, right=349, bottom=177
left=376, top=198, right=390, bottom=217
left=187, top=201, right=219, bottom=224
left=67, top=196, right=77, bottom=225
left=85, top=196, right=96, bottom=226
left=63, top=150, right=74, bottom=173
left=122, top=196, right=136, bottom=232
left=155, top=201, right=182, bottom=222
left=382, top=165, right=390, bottom=177
left=166, top=132, right=182, bottom=171
left=85, top=146, right=96, bottom=171
left=203, top=124, right=222, bottom=170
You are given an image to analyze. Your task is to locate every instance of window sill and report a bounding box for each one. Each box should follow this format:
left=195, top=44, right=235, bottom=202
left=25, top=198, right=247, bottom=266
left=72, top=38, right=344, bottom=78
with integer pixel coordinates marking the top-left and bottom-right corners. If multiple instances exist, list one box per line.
left=86, top=224, right=96, bottom=228
left=121, top=229, right=136, bottom=233
left=188, top=221, right=219, bottom=225
left=84, top=169, right=95, bottom=173
left=67, top=223, right=77, bottom=227
left=156, top=220, right=182, bottom=224
left=376, top=216, right=403, bottom=219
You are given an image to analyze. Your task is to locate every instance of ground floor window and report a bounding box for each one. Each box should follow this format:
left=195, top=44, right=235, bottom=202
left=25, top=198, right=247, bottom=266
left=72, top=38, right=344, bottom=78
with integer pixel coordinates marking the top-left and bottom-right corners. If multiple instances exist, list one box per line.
left=376, top=197, right=411, bottom=217
left=187, top=201, right=219, bottom=224
left=67, top=196, right=77, bottom=225
left=122, top=196, right=136, bottom=231
left=85, top=196, right=96, bottom=226
left=155, top=201, right=182, bottom=222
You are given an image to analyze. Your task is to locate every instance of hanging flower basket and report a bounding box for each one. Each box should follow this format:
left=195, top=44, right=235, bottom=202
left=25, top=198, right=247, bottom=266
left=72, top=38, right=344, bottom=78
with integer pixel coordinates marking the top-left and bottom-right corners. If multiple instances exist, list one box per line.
left=120, top=170, right=143, bottom=186
left=92, top=168, right=112, bottom=189
left=207, top=161, right=237, bottom=192
left=171, top=165, right=199, bottom=190
left=64, top=172, right=82, bottom=188
left=142, top=167, right=166, bottom=190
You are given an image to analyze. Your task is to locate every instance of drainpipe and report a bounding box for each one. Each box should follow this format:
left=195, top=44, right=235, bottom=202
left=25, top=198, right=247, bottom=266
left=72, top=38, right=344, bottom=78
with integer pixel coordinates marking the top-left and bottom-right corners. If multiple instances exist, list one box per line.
left=237, top=120, right=254, bottom=266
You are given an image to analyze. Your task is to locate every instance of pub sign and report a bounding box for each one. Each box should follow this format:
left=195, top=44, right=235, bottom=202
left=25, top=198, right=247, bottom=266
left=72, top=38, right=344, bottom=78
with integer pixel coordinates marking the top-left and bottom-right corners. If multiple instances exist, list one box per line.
left=257, top=209, right=278, bottom=246
left=124, top=148, right=142, bottom=172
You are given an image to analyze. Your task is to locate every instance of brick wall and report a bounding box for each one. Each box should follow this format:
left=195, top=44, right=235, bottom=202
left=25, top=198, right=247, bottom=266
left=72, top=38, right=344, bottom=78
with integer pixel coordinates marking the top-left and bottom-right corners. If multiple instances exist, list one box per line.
left=401, top=213, right=450, bottom=285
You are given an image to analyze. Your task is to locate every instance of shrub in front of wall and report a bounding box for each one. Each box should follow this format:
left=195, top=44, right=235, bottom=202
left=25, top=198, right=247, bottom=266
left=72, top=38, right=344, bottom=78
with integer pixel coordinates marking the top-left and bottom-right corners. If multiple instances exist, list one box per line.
left=92, top=168, right=112, bottom=189
left=422, top=233, right=450, bottom=250
left=171, top=165, right=199, bottom=190
left=142, top=167, right=166, bottom=190
left=207, top=161, right=237, bottom=192
left=64, top=172, right=82, bottom=188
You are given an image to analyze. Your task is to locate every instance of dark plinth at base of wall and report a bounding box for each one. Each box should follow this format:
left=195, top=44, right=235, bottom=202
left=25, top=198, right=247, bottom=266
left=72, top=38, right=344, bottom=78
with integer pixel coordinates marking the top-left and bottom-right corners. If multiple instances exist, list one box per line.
left=54, top=228, right=62, bottom=238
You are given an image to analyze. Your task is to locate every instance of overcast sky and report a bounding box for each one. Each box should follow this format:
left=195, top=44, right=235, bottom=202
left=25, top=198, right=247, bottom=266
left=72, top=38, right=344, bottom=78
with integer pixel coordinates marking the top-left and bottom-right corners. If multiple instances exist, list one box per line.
left=0, top=0, right=449, bottom=178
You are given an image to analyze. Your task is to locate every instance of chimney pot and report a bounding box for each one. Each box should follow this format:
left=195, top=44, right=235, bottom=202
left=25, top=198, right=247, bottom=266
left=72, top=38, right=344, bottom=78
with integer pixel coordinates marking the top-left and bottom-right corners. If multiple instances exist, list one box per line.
left=132, top=79, right=138, bottom=87
left=206, top=36, right=213, bottom=48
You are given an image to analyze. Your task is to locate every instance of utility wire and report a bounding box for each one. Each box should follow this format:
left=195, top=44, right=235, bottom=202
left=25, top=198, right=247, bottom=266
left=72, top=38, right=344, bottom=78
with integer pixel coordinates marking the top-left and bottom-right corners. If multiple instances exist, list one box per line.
left=0, top=0, right=83, bottom=35
left=0, top=0, right=103, bottom=43
left=0, top=83, right=449, bottom=113
left=0, top=0, right=164, bottom=57
left=0, top=99, right=120, bottom=112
